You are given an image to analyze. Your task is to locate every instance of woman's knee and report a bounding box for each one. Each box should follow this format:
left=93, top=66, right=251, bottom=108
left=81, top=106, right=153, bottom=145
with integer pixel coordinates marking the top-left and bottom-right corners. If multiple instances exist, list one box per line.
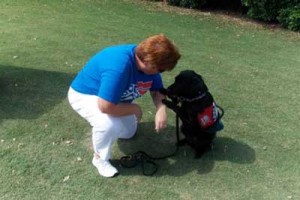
left=92, top=115, right=137, bottom=139
left=118, top=115, right=137, bottom=139
left=92, top=119, right=120, bottom=138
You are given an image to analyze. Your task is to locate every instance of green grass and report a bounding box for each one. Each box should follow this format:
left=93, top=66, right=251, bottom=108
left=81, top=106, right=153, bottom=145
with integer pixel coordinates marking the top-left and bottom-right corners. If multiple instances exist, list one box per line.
left=1, top=0, right=300, bottom=199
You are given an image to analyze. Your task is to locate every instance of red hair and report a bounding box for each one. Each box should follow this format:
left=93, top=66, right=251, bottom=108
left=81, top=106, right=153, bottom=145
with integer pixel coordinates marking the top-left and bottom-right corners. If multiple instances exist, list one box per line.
left=136, top=34, right=181, bottom=71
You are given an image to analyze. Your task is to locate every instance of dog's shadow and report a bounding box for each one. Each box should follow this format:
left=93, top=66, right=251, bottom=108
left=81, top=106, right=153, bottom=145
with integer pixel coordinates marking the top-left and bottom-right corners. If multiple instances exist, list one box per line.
left=115, top=122, right=256, bottom=177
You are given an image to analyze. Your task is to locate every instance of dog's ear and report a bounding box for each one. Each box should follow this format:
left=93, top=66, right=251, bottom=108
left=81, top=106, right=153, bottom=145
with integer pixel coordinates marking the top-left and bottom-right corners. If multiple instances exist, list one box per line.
left=193, top=75, right=208, bottom=93
left=186, top=70, right=208, bottom=93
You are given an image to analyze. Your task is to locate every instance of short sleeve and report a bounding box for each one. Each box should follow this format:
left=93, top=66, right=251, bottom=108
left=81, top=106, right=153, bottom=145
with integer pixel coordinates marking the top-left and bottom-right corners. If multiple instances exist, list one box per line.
left=150, top=74, right=164, bottom=91
left=98, top=70, right=129, bottom=104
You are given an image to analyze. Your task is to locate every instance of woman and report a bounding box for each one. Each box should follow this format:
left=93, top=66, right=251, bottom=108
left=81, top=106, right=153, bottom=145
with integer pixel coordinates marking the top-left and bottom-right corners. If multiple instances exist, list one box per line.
left=68, top=34, right=181, bottom=177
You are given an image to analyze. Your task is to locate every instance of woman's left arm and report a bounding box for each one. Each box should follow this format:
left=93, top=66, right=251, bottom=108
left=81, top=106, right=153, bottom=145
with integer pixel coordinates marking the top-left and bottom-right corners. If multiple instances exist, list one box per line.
left=151, top=91, right=167, bottom=133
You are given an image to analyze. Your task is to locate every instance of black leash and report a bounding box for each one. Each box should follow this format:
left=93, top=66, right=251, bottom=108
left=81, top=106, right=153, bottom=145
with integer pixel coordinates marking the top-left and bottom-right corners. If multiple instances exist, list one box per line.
left=119, top=104, right=224, bottom=176
left=119, top=114, right=180, bottom=176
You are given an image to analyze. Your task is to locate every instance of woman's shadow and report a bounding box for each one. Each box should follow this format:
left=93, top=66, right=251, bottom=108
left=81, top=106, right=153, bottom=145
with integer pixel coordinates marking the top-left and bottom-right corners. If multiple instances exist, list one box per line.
left=116, top=122, right=256, bottom=177
left=0, top=65, right=74, bottom=122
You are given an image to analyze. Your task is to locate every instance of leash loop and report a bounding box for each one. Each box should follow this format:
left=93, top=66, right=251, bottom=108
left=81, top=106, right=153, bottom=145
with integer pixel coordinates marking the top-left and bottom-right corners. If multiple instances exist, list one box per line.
left=119, top=113, right=180, bottom=176
left=119, top=151, right=158, bottom=176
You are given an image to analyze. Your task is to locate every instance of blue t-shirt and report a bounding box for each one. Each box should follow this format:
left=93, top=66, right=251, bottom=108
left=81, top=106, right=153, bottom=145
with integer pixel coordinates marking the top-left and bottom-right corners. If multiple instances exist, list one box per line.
left=71, top=44, right=163, bottom=104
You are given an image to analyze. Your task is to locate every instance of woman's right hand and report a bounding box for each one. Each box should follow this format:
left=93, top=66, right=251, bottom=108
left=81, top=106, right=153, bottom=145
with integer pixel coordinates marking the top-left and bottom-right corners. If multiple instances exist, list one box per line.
left=133, top=104, right=143, bottom=122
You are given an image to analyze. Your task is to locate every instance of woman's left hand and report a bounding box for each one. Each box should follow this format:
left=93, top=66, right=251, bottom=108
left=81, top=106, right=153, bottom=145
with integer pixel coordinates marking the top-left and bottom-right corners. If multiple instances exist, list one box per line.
left=151, top=91, right=168, bottom=133
left=155, top=106, right=167, bottom=133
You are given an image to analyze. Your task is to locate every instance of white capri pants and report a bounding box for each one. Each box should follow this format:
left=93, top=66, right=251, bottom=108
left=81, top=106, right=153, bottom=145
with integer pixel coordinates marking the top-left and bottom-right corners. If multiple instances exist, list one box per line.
left=68, top=87, right=137, bottom=161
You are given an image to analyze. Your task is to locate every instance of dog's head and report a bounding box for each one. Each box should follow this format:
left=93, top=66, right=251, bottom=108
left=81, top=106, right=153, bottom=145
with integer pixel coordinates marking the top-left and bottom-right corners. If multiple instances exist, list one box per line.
left=160, top=70, right=208, bottom=102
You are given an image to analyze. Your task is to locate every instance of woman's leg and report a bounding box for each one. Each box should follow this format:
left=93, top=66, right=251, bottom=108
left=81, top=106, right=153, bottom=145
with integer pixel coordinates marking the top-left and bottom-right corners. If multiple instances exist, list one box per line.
left=67, top=87, right=137, bottom=177
left=91, top=114, right=137, bottom=161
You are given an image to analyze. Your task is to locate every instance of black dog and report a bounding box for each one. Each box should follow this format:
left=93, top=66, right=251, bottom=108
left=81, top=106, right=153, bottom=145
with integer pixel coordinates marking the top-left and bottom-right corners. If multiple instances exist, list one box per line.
left=160, top=70, right=224, bottom=158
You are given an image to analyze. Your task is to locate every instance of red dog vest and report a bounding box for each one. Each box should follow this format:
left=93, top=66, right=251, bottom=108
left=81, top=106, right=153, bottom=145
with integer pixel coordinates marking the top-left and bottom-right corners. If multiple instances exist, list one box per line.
left=197, top=103, right=218, bottom=129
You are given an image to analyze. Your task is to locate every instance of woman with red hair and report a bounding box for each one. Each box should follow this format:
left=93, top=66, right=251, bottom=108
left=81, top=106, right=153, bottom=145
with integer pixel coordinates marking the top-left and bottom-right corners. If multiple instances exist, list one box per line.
left=68, top=34, right=180, bottom=177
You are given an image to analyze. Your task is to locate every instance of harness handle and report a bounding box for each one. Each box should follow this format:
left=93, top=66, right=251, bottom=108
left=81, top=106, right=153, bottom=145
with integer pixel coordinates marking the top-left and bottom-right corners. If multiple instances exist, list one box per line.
left=216, top=104, right=224, bottom=119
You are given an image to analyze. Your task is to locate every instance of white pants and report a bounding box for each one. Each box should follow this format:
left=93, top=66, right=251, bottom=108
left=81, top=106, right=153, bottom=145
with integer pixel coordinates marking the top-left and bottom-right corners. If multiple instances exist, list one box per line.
left=68, top=87, right=137, bottom=161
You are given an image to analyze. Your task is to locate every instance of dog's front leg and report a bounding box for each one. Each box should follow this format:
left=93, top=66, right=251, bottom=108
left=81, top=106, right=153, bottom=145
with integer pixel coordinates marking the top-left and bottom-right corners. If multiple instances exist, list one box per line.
left=162, top=99, right=180, bottom=113
left=162, top=99, right=187, bottom=121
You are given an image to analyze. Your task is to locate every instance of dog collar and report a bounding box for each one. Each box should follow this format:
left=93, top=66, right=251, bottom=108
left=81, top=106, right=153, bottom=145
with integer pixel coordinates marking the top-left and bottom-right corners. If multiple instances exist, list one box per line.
left=177, top=92, right=206, bottom=102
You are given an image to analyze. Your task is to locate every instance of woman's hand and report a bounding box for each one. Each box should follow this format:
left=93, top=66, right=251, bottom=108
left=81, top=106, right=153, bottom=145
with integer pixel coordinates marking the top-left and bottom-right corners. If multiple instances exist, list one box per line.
left=151, top=91, right=168, bottom=133
left=134, top=104, right=143, bottom=122
left=155, top=106, right=167, bottom=132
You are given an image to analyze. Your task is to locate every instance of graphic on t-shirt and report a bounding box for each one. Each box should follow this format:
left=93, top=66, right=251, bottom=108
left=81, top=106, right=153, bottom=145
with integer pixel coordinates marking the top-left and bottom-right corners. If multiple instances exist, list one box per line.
left=120, top=81, right=153, bottom=102
left=137, top=81, right=152, bottom=95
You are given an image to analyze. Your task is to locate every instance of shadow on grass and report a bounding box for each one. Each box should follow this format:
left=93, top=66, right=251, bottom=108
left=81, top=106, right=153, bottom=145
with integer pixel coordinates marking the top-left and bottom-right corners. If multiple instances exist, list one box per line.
left=116, top=122, right=256, bottom=177
left=0, top=65, right=75, bottom=121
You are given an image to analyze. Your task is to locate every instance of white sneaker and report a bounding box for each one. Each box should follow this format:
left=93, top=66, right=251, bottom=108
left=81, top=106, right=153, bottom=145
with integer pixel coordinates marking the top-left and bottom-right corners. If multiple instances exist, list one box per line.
left=92, top=157, right=119, bottom=178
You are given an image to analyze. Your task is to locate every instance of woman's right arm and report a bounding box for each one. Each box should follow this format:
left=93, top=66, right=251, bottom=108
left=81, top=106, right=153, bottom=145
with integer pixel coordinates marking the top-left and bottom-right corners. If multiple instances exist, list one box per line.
left=97, top=98, right=142, bottom=122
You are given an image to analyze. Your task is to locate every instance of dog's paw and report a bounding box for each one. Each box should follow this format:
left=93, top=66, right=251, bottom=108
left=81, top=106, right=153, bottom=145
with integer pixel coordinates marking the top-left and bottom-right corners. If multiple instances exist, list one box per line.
left=161, top=99, right=169, bottom=105
left=162, top=99, right=178, bottom=110
left=159, top=88, right=168, bottom=95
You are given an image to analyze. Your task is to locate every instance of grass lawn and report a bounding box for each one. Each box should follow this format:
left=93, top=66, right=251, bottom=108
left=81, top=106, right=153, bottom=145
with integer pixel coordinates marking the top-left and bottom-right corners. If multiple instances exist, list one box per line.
left=1, top=0, right=299, bottom=199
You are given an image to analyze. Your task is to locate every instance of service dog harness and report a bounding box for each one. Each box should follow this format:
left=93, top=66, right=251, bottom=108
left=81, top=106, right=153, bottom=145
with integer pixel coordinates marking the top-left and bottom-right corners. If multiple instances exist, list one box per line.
left=173, top=92, right=224, bottom=132
left=197, top=102, right=219, bottom=128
